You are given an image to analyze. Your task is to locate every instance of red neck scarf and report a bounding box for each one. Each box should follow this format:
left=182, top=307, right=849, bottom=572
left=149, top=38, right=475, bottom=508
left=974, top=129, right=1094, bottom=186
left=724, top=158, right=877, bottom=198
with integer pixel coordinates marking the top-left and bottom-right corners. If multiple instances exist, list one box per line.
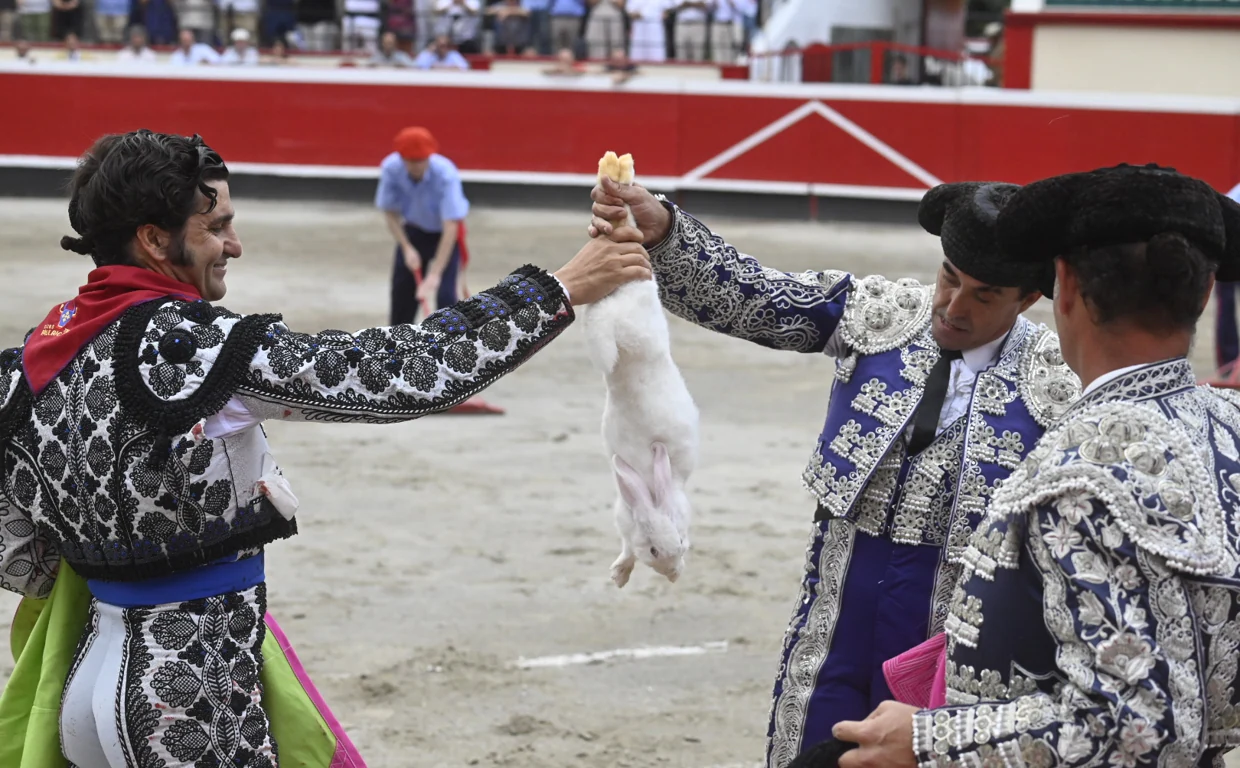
left=23, top=265, right=202, bottom=395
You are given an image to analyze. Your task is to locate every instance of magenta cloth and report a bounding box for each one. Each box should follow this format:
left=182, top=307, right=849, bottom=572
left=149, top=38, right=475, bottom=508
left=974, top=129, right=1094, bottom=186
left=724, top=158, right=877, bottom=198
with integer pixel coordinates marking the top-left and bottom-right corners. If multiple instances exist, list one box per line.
left=264, top=614, right=368, bottom=768
left=882, top=632, right=948, bottom=709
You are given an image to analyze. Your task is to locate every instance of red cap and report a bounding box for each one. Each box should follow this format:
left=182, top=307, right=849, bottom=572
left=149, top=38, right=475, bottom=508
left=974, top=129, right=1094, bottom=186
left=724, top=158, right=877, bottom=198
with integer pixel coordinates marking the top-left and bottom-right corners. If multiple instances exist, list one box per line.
left=394, top=126, right=438, bottom=160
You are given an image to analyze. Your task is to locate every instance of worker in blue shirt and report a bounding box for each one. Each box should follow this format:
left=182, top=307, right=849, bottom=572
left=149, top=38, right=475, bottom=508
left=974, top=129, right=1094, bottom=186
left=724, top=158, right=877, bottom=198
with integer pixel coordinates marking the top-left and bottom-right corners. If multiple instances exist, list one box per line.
left=376, top=126, right=470, bottom=323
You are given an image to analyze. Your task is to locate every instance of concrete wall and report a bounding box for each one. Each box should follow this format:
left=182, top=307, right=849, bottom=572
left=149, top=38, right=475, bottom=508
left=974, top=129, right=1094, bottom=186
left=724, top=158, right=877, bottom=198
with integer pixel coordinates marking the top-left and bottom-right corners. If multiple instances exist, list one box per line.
left=1031, top=24, right=1240, bottom=96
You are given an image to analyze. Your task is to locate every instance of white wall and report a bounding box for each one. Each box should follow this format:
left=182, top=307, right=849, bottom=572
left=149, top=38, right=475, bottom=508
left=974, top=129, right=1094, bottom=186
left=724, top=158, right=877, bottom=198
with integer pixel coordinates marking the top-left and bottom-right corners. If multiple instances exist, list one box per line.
left=1032, top=24, right=1240, bottom=96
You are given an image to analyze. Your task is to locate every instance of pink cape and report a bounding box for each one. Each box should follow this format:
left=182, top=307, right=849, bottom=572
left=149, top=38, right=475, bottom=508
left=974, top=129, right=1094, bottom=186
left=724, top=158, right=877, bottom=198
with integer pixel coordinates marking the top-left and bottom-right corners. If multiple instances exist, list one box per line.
left=882, top=632, right=948, bottom=709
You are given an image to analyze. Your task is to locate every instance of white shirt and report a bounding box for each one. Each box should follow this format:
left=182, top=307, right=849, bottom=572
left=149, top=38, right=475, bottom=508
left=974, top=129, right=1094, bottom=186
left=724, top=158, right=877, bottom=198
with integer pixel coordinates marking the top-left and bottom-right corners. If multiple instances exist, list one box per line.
left=168, top=43, right=221, bottom=65
left=827, top=326, right=1008, bottom=441
left=222, top=46, right=259, bottom=65
left=675, top=0, right=710, bottom=22
left=713, top=0, right=742, bottom=23
left=117, top=46, right=157, bottom=62
left=1081, top=362, right=1148, bottom=398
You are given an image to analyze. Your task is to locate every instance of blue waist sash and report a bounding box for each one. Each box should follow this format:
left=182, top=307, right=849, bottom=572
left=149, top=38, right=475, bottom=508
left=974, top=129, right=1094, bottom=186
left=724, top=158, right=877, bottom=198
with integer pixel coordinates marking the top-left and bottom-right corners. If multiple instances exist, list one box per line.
left=87, top=553, right=266, bottom=608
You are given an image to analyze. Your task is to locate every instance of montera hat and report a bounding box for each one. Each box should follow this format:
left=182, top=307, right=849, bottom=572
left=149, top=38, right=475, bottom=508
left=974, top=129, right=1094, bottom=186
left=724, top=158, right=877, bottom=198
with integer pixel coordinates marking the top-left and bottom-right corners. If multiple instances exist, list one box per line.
left=995, top=163, right=1240, bottom=281
left=918, top=181, right=1056, bottom=297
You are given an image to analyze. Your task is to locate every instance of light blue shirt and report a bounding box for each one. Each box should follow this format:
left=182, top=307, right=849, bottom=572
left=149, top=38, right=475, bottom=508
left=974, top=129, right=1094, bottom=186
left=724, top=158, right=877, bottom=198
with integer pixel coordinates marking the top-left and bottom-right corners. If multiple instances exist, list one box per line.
left=522, top=0, right=551, bottom=9
left=96, top=0, right=130, bottom=14
left=375, top=152, right=470, bottom=232
left=549, top=0, right=585, bottom=15
left=413, top=48, right=470, bottom=69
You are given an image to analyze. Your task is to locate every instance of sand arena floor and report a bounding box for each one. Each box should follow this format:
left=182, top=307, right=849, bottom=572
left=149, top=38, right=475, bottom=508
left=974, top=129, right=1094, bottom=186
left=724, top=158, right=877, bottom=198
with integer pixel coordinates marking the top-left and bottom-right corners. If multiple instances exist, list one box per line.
left=0, top=197, right=1226, bottom=767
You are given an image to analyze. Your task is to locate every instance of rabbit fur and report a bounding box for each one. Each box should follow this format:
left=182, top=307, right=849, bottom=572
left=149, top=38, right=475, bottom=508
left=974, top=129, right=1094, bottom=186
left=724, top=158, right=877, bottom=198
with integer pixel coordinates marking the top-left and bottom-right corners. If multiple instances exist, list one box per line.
left=581, top=151, right=700, bottom=588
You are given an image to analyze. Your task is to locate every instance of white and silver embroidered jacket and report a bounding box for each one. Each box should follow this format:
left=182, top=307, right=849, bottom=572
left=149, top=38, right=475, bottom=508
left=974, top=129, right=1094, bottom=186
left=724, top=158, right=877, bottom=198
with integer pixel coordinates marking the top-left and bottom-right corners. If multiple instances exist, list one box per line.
left=647, top=206, right=1080, bottom=558
left=0, top=266, right=571, bottom=594
left=918, top=358, right=1240, bottom=767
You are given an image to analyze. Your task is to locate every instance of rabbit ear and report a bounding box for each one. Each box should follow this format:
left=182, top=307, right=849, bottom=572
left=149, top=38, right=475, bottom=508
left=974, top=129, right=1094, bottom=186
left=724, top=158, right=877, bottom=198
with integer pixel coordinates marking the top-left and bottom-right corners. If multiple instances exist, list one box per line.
left=650, top=442, right=673, bottom=508
left=612, top=454, right=653, bottom=509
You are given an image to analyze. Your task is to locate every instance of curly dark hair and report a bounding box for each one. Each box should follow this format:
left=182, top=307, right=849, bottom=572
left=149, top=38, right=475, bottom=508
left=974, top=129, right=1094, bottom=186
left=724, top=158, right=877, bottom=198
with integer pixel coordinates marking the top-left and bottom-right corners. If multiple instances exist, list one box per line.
left=60, top=130, right=230, bottom=267
left=1061, top=232, right=1214, bottom=333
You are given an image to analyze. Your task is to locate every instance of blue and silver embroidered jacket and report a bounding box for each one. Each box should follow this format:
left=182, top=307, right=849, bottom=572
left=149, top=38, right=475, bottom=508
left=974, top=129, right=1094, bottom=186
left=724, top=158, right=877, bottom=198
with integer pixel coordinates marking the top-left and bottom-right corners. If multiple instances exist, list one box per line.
left=648, top=206, right=1080, bottom=564
left=918, top=358, right=1240, bottom=767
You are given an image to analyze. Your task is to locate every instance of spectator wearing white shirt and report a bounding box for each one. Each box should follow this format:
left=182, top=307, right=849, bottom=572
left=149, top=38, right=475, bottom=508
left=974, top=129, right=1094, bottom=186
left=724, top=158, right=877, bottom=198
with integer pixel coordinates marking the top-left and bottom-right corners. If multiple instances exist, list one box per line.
left=433, top=0, right=480, bottom=54
left=117, top=24, right=157, bottom=62
left=626, top=0, right=667, bottom=62
left=414, top=33, right=469, bottom=68
left=673, top=0, right=709, bottom=61
left=168, top=27, right=221, bottom=64
left=222, top=26, right=259, bottom=64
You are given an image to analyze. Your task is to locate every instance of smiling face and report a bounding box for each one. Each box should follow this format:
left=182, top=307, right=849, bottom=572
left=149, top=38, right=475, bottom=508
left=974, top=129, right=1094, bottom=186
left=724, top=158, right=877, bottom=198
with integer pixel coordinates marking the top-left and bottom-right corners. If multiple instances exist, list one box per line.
left=930, top=258, right=1040, bottom=351
left=175, top=180, right=240, bottom=301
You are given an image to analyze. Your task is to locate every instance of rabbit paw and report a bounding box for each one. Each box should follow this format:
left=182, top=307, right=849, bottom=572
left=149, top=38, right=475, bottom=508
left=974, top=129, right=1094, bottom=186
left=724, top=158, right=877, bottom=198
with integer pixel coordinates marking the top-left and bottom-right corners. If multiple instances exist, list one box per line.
left=611, top=552, right=636, bottom=588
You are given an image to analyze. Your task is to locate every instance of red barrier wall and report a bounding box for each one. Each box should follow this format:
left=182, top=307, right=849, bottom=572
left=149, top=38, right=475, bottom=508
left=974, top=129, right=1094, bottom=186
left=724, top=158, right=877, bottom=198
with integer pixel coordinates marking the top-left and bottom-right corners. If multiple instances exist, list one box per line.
left=1, top=65, right=1238, bottom=198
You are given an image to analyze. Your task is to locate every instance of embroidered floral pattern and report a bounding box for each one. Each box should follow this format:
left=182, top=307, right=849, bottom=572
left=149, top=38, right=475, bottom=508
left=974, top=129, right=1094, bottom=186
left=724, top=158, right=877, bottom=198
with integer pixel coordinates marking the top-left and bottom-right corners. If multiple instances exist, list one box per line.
left=0, top=267, right=572, bottom=583
left=917, top=359, right=1237, bottom=767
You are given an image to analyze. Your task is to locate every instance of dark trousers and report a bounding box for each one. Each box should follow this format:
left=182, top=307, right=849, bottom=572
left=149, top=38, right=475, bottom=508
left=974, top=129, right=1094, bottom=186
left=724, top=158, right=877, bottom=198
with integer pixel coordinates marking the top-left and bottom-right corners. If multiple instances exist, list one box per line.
left=391, top=224, right=461, bottom=326
left=1217, top=281, right=1239, bottom=370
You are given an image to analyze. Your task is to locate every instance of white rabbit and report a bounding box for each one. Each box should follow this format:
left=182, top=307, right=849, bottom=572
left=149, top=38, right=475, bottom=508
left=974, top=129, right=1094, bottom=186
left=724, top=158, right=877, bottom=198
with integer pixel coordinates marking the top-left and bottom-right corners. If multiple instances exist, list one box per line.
left=581, top=151, right=700, bottom=588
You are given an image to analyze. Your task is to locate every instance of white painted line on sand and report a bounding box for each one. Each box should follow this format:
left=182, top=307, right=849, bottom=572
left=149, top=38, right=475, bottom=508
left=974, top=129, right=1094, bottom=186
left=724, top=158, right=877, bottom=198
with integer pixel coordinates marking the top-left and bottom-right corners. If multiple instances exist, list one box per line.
left=513, top=641, right=728, bottom=669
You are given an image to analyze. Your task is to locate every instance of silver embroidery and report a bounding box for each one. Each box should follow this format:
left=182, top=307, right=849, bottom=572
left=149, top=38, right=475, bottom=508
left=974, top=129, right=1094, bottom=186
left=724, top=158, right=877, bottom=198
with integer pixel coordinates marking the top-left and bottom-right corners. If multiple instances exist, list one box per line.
left=892, top=417, right=968, bottom=546
left=839, top=275, right=934, bottom=356
left=767, top=520, right=857, bottom=768
left=1018, top=327, right=1079, bottom=428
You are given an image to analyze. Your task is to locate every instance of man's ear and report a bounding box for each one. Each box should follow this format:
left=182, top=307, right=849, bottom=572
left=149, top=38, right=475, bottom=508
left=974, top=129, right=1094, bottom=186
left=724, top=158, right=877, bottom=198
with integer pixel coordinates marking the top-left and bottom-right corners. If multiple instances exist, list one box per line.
left=1054, top=258, right=1075, bottom=317
left=133, top=223, right=170, bottom=264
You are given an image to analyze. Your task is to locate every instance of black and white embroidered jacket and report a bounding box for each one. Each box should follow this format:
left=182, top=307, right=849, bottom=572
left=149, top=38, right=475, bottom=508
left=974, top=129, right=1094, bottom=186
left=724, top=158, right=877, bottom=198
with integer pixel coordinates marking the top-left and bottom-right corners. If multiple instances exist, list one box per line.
left=0, top=266, right=571, bottom=594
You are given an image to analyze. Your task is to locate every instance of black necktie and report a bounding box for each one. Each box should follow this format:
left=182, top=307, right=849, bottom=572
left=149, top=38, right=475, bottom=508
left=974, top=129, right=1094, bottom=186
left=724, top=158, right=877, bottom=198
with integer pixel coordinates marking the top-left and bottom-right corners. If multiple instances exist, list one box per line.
left=907, top=348, right=963, bottom=456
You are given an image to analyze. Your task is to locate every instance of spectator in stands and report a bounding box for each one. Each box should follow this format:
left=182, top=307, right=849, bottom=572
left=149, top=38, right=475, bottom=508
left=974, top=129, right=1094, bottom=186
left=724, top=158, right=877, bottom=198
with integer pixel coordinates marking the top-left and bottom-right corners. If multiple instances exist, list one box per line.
left=130, top=0, right=176, bottom=43
left=177, top=0, right=214, bottom=44
left=59, top=28, right=81, bottom=56
left=734, top=0, right=755, bottom=51
left=489, top=0, right=529, bottom=55
left=434, top=0, right=480, bottom=54
left=625, top=0, right=665, bottom=62
left=522, top=0, right=550, bottom=53
left=117, top=23, right=157, bottom=60
left=548, top=0, right=583, bottom=55
left=673, top=0, right=708, bottom=60
left=711, top=0, right=743, bottom=63
left=261, top=35, right=290, bottom=63
left=221, top=0, right=259, bottom=40
left=604, top=46, right=637, bottom=84
left=93, top=0, right=127, bottom=42
left=17, top=0, right=51, bottom=41
left=262, top=0, right=298, bottom=46
left=583, top=0, right=624, bottom=60
left=13, top=36, right=35, bottom=59
left=371, top=29, right=415, bottom=65
left=295, top=0, right=337, bottom=50
left=385, top=0, right=416, bottom=43
left=49, top=0, right=82, bottom=40
left=342, top=0, right=382, bottom=52
left=541, top=45, right=582, bottom=75
left=414, top=32, right=470, bottom=67
left=0, top=0, right=14, bottom=42
left=223, top=26, right=259, bottom=63
left=169, top=26, right=222, bottom=63
left=985, top=21, right=1004, bottom=87
left=888, top=55, right=914, bottom=85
